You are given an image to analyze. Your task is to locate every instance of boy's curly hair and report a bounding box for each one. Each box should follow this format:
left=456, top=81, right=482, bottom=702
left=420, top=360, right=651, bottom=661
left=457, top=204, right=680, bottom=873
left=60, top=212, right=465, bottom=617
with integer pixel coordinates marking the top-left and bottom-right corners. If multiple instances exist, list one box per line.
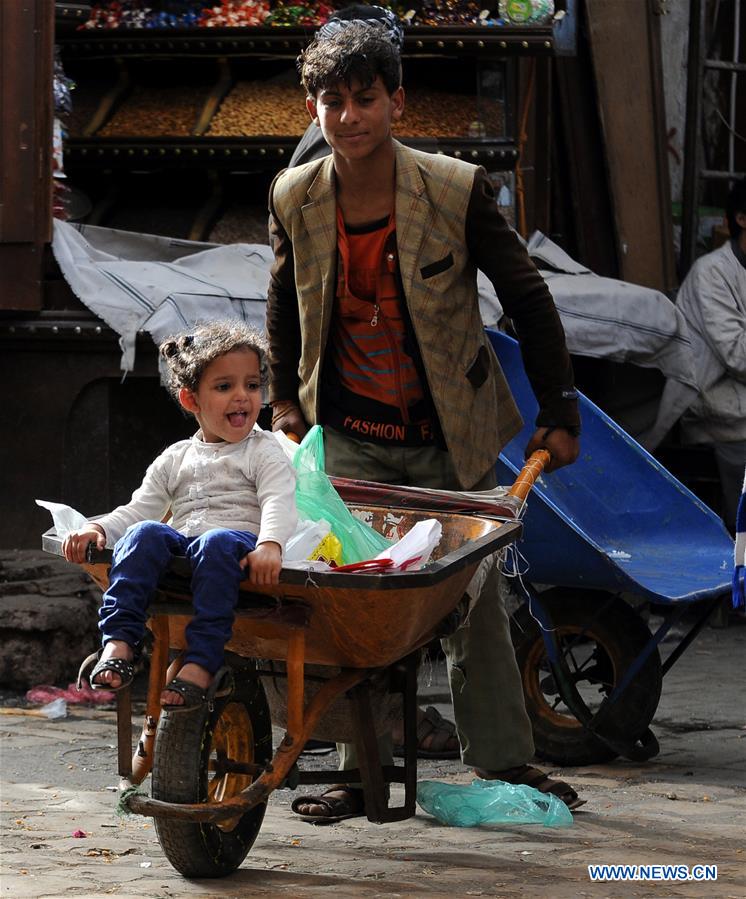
left=298, top=20, right=401, bottom=99
left=159, top=320, right=268, bottom=403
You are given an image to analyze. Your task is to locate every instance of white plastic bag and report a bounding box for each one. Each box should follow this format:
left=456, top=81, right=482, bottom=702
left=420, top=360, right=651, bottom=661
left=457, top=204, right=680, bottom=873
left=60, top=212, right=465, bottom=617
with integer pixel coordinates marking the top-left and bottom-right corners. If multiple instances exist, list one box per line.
left=36, top=499, right=88, bottom=538
left=374, top=519, right=442, bottom=571
left=282, top=559, right=334, bottom=573
left=284, top=518, right=332, bottom=562
left=272, top=430, right=302, bottom=462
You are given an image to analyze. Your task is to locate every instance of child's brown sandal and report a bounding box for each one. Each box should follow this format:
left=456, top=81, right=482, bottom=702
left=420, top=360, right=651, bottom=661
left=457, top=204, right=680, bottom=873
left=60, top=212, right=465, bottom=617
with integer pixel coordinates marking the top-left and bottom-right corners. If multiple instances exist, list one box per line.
left=161, top=666, right=233, bottom=714
left=77, top=649, right=136, bottom=693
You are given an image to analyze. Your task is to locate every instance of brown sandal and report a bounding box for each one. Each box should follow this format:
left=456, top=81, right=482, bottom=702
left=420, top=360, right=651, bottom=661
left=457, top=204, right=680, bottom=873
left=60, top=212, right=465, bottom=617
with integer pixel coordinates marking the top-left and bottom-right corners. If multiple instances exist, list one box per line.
left=161, top=666, right=233, bottom=713
left=77, top=647, right=138, bottom=694
left=475, top=764, right=586, bottom=811
left=393, top=705, right=460, bottom=760
left=291, top=785, right=365, bottom=825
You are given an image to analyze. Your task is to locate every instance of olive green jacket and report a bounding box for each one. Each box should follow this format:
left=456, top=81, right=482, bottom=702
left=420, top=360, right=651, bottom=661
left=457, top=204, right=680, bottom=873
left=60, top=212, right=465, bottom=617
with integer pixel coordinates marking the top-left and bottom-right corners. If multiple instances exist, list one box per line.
left=267, top=141, right=578, bottom=488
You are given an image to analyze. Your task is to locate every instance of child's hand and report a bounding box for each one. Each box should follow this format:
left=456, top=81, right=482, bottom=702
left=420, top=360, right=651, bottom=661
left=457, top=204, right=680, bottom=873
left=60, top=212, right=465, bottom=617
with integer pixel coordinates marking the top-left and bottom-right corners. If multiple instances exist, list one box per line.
left=62, top=524, right=106, bottom=563
left=240, top=542, right=282, bottom=586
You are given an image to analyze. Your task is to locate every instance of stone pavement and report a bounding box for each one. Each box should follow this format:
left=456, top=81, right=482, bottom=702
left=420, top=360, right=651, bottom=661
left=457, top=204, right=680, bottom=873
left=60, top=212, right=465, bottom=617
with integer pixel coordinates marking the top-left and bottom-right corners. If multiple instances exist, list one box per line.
left=1, top=618, right=745, bottom=899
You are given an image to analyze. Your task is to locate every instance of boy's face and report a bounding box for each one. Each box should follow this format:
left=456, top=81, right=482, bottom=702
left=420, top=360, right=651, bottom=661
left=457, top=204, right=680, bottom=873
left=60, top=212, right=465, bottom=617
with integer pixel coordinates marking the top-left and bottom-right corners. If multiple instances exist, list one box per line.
left=306, top=76, right=404, bottom=163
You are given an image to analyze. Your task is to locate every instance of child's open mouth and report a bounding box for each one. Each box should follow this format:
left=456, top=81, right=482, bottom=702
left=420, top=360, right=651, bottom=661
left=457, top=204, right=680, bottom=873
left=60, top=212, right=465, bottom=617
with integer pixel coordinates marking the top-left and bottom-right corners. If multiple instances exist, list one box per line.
left=227, top=411, right=248, bottom=427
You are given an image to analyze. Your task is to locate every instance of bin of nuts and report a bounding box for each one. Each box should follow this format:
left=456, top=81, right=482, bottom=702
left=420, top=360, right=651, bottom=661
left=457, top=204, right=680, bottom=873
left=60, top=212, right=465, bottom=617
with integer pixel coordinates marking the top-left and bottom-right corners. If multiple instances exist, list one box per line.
left=98, top=85, right=209, bottom=137
left=395, top=86, right=505, bottom=139
left=209, top=205, right=273, bottom=244
left=207, top=81, right=309, bottom=137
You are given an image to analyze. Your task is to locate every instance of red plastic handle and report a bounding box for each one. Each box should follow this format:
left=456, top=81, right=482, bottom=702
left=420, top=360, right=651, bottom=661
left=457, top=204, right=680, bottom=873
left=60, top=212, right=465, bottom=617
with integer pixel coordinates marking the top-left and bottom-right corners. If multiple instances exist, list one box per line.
left=331, top=557, right=395, bottom=573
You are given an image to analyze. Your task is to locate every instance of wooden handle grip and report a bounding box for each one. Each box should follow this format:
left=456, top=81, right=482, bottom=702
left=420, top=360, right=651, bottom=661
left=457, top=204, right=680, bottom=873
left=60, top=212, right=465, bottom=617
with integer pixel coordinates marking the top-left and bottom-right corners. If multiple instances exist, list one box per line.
left=507, top=449, right=550, bottom=502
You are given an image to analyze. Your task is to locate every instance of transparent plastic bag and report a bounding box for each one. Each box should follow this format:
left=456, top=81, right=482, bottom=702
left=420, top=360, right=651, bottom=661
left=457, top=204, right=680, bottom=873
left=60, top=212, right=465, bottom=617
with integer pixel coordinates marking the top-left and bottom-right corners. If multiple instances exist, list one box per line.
left=36, top=499, right=88, bottom=538
left=416, top=778, right=573, bottom=828
left=292, top=426, right=391, bottom=565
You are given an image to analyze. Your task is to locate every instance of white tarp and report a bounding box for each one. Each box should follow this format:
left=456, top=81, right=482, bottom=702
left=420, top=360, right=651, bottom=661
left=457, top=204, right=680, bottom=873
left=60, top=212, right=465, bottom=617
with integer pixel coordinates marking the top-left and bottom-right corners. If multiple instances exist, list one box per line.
left=478, top=231, right=697, bottom=395
left=52, top=220, right=271, bottom=371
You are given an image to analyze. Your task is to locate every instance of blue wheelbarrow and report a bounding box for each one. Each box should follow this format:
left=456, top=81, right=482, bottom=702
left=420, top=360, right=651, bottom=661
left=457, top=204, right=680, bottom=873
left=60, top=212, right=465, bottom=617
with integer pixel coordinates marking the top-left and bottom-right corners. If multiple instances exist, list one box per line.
left=487, top=329, right=733, bottom=766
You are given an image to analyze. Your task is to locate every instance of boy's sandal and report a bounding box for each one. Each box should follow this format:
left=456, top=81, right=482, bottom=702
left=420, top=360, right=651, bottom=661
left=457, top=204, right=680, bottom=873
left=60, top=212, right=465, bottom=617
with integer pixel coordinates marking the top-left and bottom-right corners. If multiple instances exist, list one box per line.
left=392, top=705, right=460, bottom=760
left=290, top=785, right=366, bottom=825
left=77, top=649, right=136, bottom=694
left=475, top=764, right=586, bottom=811
left=161, top=666, right=233, bottom=714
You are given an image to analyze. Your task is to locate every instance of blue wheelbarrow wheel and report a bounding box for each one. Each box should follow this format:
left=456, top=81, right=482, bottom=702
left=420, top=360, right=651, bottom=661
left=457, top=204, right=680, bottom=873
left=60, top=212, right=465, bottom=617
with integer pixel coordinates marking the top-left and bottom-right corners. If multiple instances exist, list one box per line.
left=151, top=665, right=272, bottom=877
left=510, top=589, right=663, bottom=766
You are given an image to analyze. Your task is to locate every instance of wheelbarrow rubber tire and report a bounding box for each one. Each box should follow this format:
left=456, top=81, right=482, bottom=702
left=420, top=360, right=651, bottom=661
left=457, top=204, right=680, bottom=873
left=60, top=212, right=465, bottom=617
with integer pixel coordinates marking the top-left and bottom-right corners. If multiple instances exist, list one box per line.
left=151, top=666, right=272, bottom=878
left=510, top=589, right=662, bottom=766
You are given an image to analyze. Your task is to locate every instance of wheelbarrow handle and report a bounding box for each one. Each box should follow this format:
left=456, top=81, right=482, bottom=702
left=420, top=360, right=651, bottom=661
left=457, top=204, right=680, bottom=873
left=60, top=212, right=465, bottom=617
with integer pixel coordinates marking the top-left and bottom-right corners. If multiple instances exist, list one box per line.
left=507, top=449, right=551, bottom=503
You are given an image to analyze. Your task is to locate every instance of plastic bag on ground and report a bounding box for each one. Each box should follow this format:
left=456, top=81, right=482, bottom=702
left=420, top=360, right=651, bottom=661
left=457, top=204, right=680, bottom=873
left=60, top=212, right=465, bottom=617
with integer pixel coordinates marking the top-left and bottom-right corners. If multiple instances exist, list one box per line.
left=416, top=778, right=573, bottom=828
left=291, top=426, right=392, bottom=565
left=38, top=699, right=68, bottom=720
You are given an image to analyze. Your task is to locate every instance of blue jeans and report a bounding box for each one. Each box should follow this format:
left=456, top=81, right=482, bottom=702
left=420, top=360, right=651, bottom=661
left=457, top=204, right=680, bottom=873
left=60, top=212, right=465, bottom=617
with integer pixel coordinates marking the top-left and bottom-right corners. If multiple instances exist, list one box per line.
left=99, top=521, right=257, bottom=673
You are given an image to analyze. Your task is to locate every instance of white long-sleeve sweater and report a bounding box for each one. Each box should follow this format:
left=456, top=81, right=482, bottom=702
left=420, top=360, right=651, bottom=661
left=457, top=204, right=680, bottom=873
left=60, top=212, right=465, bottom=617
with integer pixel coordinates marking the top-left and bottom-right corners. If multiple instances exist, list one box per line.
left=94, top=426, right=297, bottom=550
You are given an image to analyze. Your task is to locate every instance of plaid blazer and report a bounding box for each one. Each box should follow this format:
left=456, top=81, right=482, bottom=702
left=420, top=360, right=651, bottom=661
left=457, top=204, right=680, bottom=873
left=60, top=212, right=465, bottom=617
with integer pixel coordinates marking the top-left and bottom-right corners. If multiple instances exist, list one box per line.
left=268, top=141, right=523, bottom=489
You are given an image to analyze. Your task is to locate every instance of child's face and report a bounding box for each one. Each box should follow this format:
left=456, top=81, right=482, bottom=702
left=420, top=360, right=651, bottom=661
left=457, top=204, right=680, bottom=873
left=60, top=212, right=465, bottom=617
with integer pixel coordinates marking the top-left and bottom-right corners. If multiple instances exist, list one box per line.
left=178, top=347, right=262, bottom=444
left=307, top=76, right=404, bottom=163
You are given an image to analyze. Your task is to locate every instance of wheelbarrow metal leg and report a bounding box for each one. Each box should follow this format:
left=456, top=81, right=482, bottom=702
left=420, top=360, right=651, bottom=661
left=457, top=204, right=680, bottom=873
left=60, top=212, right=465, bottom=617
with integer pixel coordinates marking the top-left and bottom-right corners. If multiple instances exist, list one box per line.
left=348, top=651, right=418, bottom=824
left=401, top=650, right=418, bottom=817
left=127, top=615, right=172, bottom=786
left=116, top=688, right=133, bottom=779
left=285, top=628, right=305, bottom=735
left=607, top=611, right=677, bottom=704
left=349, top=680, right=389, bottom=822
left=659, top=594, right=724, bottom=677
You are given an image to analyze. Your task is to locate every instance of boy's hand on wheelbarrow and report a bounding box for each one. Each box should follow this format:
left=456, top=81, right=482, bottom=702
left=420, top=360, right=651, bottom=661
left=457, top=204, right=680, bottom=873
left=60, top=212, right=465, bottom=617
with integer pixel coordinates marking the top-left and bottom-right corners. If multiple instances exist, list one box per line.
left=241, top=541, right=282, bottom=585
left=525, top=427, right=579, bottom=473
left=62, top=524, right=106, bottom=563
left=270, top=400, right=308, bottom=440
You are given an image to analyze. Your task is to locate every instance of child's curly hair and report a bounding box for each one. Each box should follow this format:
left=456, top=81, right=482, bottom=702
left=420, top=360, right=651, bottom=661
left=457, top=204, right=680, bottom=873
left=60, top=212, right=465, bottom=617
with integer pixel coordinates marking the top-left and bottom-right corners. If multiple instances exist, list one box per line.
left=159, top=320, right=268, bottom=403
left=298, top=20, right=401, bottom=99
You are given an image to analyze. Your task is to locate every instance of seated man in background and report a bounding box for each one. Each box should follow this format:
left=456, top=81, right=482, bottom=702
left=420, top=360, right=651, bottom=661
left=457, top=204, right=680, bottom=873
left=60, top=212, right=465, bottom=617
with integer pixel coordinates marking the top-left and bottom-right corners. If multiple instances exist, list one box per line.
left=674, top=181, right=746, bottom=531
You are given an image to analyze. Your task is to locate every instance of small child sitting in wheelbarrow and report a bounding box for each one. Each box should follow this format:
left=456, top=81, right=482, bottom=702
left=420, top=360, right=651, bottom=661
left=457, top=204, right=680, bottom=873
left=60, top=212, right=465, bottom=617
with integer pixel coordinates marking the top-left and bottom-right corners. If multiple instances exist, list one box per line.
left=64, top=321, right=298, bottom=711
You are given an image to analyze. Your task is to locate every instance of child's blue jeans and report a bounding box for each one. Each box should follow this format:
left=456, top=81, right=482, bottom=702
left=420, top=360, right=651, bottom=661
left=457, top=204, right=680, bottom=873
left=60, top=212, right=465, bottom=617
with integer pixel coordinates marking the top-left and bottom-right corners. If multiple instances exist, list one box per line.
left=99, top=521, right=257, bottom=673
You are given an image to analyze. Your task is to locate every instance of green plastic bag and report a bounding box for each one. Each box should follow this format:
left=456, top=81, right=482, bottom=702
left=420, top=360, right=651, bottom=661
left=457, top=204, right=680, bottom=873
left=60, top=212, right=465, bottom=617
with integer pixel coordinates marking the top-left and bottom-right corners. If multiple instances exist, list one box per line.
left=292, top=426, right=392, bottom=565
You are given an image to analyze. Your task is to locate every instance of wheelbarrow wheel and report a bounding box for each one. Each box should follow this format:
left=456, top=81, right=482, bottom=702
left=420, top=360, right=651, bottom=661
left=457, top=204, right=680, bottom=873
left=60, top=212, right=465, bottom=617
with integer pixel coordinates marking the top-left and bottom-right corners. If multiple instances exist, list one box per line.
left=511, top=589, right=662, bottom=766
left=151, top=666, right=272, bottom=878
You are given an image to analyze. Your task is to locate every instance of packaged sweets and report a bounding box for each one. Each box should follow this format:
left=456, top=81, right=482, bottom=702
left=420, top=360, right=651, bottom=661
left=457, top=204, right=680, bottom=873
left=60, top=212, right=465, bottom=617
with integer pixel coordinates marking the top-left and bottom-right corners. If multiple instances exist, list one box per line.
left=499, top=0, right=554, bottom=25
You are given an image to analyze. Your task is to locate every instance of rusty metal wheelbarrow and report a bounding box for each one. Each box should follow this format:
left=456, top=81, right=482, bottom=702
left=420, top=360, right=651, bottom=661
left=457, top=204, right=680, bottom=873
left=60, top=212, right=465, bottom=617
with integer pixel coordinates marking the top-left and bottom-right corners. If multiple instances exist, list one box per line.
left=41, top=452, right=547, bottom=878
